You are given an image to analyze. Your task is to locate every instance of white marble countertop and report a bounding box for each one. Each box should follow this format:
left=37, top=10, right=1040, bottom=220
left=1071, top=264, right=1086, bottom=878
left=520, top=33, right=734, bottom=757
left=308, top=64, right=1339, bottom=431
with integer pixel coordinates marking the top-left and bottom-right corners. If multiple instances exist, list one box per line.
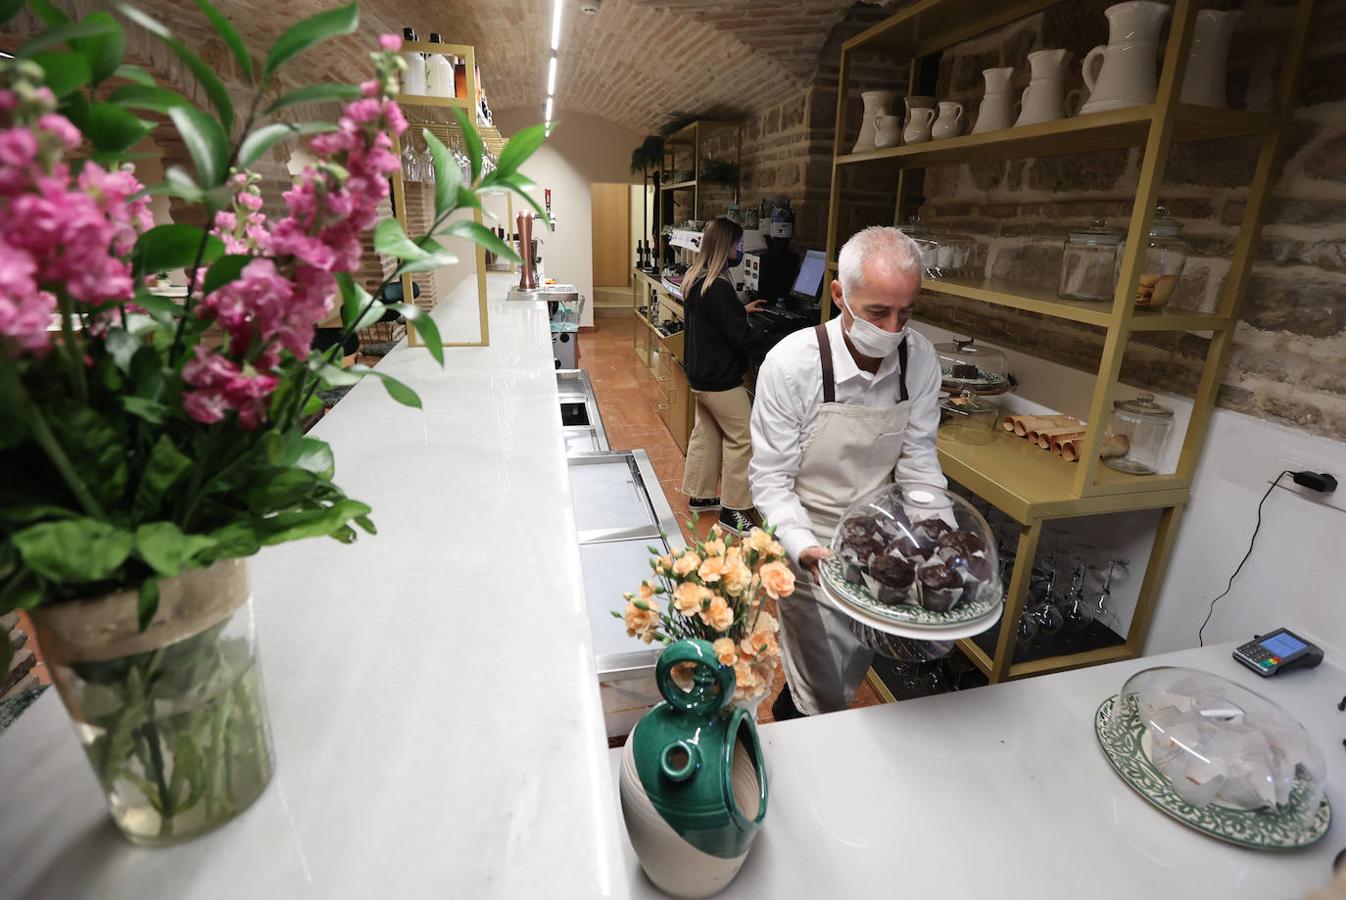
left=0, top=274, right=629, bottom=899
left=614, top=638, right=1346, bottom=899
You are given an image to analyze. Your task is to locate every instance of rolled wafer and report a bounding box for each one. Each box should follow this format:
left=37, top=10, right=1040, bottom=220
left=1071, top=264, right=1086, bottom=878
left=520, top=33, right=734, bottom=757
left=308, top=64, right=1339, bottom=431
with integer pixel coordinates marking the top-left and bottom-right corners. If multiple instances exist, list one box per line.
left=1061, top=433, right=1129, bottom=463
left=1061, top=439, right=1082, bottom=462
left=1001, top=416, right=1019, bottom=432
left=1035, top=426, right=1086, bottom=450
left=1013, top=414, right=1077, bottom=437
left=1048, top=430, right=1087, bottom=454
left=1027, top=419, right=1083, bottom=443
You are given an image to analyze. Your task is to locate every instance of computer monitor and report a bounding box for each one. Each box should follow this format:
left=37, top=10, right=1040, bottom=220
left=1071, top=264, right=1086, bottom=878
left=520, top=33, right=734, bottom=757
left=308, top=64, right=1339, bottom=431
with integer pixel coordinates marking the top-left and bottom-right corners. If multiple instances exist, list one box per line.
left=790, top=249, right=827, bottom=304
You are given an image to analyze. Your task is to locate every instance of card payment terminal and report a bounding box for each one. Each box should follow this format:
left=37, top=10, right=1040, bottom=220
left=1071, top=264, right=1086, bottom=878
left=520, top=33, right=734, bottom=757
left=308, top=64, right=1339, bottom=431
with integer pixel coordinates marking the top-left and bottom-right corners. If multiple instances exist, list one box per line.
left=1232, top=628, right=1324, bottom=677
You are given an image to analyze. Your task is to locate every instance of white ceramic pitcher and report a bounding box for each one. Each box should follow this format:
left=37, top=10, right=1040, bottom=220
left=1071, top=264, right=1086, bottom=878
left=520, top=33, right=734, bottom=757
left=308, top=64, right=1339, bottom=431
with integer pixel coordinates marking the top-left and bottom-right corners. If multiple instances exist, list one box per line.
left=903, top=106, right=936, bottom=144
left=1078, top=1, right=1170, bottom=115
left=1015, top=49, right=1073, bottom=126
left=972, top=67, right=1017, bottom=134
left=854, top=90, right=901, bottom=153
left=874, top=114, right=903, bottom=149
left=1180, top=9, right=1242, bottom=107
left=932, top=101, right=964, bottom=139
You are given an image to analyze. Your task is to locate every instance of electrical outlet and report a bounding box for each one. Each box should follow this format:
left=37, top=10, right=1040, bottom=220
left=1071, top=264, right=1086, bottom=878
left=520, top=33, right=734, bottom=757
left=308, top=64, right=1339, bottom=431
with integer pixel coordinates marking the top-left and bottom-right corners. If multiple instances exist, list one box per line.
left=1272, top=457, right=1346, bottom=513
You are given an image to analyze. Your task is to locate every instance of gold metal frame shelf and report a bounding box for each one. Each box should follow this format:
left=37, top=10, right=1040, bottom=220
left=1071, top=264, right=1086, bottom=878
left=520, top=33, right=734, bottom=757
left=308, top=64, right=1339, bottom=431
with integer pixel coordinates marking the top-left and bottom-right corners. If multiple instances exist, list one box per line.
left=658, top=120, right=741, bottom=219
left=390, top=40, right=494, bottom=348
left=823, top=0, right=1318, bottom=683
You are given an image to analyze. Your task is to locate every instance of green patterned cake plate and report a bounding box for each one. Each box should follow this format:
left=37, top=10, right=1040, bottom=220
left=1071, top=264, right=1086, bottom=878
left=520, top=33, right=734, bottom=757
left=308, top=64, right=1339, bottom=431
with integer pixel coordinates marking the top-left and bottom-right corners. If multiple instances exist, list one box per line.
left=1094, top=694, right=1331, bottom=850
left=819, top=556, right=997, bottom=627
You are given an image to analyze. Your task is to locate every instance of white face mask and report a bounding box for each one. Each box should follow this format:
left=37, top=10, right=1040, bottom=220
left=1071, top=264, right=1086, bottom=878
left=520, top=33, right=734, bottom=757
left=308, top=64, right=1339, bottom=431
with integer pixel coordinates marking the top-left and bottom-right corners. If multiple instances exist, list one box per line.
left=841, top=295, right=905, bottom=358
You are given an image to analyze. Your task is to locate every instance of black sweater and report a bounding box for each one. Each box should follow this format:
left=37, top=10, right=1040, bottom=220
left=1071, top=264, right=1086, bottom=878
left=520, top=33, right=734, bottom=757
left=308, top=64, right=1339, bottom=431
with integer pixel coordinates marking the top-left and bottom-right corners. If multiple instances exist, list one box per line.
left=683, top=276, right=765, bottom=392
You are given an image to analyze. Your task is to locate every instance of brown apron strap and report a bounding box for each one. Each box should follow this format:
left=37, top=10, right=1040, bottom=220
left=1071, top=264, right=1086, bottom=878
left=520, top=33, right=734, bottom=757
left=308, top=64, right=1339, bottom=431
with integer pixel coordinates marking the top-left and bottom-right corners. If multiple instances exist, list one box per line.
left=815, top=324, right=835, bottom=404
left=897, top=334, right=909, bottom=403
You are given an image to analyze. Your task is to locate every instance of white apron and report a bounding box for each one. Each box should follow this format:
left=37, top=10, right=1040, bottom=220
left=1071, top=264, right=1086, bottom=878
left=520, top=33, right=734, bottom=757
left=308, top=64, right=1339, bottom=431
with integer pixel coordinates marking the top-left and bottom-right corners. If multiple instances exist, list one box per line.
left=777, top=324, right=911, bottom=715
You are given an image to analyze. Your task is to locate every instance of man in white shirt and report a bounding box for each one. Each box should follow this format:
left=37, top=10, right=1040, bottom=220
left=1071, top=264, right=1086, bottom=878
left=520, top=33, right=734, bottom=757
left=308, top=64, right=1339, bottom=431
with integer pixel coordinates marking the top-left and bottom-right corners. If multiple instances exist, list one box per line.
left=750, top=225, right=946, bottom=717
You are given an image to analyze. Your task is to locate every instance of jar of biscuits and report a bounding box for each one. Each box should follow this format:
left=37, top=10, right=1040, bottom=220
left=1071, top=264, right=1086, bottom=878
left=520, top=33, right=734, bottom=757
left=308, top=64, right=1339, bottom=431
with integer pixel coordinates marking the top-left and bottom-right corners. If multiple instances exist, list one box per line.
left=1118, top=204, right=1188, bottom=310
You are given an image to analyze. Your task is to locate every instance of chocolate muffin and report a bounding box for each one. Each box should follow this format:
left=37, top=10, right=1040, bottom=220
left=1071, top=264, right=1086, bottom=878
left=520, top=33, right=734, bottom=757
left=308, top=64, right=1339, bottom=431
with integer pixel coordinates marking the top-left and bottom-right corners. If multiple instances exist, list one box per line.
left=937, top=529, right=985, bottom=557
left=912, top=518, right=953, bottom=543
left=952, top=363, right=979, bottom=380
left=917, top=563, right=964, bottom=612
left=840, top=516, right=886, bottom=559
left=889, top=533, right=935, bottom=562
left=863, top=554, right=917, bottom=607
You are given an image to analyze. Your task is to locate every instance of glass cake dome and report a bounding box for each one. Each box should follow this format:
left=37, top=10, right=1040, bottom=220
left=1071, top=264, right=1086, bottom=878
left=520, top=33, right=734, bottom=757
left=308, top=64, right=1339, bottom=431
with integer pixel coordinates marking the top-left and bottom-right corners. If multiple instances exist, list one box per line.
left=935, top=337, right=1010, bottom=396
left=1103, top=667, right=1327, bottom=828
left=823, top=482, right=1002, bottom=657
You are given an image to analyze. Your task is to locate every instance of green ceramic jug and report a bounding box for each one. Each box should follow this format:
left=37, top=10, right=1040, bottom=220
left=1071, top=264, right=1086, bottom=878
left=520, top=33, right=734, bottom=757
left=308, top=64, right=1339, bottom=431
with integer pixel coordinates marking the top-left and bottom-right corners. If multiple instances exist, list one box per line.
left=619, top=639, right=767, bottom=898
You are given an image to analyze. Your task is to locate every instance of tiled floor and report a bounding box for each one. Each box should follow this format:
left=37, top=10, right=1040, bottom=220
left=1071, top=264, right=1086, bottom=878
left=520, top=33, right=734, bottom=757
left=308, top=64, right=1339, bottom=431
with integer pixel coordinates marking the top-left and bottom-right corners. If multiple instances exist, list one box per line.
left=578, top=316, right=884, bottom=724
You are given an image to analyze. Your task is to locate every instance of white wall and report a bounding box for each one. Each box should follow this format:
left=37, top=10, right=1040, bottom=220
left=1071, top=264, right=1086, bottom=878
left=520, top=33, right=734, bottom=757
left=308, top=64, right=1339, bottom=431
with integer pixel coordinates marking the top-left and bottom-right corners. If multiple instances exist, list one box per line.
left=911, top=320, right=1346, bottom=657
left=493, top=108, right=641, bottom=327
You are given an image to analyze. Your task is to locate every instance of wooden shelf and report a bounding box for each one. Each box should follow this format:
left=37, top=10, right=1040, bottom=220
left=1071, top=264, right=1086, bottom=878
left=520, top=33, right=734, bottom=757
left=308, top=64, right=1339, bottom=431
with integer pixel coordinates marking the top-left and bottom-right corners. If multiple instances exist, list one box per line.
left=937, top=429, right=1189, bottom=525
left=834, top=104, right=1275, bottom=170
left=923, top=278, right=1235, bottom=332
left=660, top=180, right=697, bottom=191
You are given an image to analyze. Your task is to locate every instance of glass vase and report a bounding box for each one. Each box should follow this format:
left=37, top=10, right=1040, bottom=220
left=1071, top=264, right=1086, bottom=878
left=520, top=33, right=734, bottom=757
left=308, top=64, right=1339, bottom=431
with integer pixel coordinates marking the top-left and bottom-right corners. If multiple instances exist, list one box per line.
left=28, top=559, right=274, bottom=845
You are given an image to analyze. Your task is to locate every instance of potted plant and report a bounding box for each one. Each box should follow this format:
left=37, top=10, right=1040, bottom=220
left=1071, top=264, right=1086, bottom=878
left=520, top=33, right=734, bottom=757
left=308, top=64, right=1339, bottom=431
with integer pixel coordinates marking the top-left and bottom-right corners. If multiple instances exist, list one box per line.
left=0, top=0, right=546, bottom=844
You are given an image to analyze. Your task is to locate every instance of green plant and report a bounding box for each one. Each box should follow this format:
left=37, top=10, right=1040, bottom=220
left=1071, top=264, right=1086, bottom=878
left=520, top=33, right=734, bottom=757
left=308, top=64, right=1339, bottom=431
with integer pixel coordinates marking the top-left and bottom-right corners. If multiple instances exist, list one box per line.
left=699, top=156, right=740, bottom=188
left=630, top=133, right=662, bottom=175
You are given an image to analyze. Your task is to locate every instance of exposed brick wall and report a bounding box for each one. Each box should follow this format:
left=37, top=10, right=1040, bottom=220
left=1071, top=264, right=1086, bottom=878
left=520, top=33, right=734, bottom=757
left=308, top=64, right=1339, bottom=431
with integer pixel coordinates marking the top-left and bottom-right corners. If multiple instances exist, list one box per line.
left=901, top=0, right=1346, bottom=441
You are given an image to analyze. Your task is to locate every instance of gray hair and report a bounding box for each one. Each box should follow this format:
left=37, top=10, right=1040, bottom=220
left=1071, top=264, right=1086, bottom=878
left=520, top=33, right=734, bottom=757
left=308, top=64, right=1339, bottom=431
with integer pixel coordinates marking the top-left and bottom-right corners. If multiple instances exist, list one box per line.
left=837, top=225, right=922, bottom=296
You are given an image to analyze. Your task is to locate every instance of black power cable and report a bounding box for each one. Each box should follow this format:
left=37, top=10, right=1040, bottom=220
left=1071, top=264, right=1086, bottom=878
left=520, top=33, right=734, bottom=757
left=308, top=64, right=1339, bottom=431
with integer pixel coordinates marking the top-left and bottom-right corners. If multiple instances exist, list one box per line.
left=1197, top=471, right=1289, bottom=647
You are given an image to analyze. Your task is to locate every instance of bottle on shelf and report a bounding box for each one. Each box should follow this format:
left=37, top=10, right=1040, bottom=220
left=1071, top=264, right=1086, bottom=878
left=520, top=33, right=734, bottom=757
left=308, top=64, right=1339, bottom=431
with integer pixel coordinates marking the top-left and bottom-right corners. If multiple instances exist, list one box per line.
left=426, top=33, right=455, bottom=99
left=454, top=56, right=468, bottom=101
left=401, top=28, right=427, bottom=96
left=635, top=240, right=645, bottom=270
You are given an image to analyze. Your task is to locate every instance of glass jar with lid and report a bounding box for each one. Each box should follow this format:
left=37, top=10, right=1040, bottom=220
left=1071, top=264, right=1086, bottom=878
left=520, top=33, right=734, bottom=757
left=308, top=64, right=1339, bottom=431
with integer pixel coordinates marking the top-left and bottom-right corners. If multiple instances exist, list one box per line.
left=940, top=389, right=1000, bottom=445
left=901, top=215, right=977, bottom=280
left=935, top=337, right=1010, bottom=396
left=1058, top=219, right=1124, bottom=301
left=1101, top=392, right=1174, bottom=475
left=1117, top=203, right=1189, bottom=310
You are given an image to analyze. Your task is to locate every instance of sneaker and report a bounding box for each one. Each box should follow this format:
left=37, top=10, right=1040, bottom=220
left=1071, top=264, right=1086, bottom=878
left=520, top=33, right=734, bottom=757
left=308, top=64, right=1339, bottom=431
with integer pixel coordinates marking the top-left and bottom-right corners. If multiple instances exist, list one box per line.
left=718, top=506, right=763, bottom=537
left=688, top=496, right=721, bottom=511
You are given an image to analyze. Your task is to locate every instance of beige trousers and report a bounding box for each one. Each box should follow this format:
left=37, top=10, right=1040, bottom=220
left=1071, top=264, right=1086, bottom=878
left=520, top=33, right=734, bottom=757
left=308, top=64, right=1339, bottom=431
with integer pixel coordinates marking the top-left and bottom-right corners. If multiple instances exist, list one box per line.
left=681, top=386, right=754, bottom=509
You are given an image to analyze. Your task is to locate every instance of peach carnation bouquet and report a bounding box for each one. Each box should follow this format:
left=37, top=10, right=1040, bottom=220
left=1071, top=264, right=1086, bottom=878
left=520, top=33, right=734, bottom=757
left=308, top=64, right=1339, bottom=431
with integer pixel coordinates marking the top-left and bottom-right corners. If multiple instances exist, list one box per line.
left=616, top=523, right=796, bottom=702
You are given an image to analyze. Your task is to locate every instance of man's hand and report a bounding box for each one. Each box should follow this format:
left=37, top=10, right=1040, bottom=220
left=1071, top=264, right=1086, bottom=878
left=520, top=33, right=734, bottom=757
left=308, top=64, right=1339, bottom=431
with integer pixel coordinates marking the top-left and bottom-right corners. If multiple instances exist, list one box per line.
left=798, top=546, right=832, bottom=581
left=744, top=298, right=768, bottom=314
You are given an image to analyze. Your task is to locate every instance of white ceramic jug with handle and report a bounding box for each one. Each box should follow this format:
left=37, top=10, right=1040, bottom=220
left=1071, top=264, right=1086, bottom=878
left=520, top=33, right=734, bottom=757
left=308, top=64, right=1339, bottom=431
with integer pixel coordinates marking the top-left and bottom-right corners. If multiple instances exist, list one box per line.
left=853, top=90, right=901, bottom=153
left=903, top=106, right=936, bottom=144
left=1180, top=9, right=1242, bottom=107
left=1078, top=1, right=1170, bottom=115
left=1015, top=49, right=1072, bottom=126
left=874, top=114, right=903, bottom=149
left=932, top=101, right=964, bottom=139
left=972, top=67, right=1017, bottom=134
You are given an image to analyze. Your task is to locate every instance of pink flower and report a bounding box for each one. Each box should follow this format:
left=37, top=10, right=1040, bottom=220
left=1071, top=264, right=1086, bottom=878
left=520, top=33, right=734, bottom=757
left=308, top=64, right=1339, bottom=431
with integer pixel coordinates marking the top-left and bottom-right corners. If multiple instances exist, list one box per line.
left=0, top=91, right=15, bottom=114
left=379, top=33, right=402, bottom=51
left=0, top=288, right=54, bottom=356
left=0, top=128, right=38, bottom=167
left=36, top=114, right=80, bottom=151
left=180, top=347, right=279, bottom=430
left=213, top=210, right=238, bottom=232
left=0, top=238, right=36, bottom=297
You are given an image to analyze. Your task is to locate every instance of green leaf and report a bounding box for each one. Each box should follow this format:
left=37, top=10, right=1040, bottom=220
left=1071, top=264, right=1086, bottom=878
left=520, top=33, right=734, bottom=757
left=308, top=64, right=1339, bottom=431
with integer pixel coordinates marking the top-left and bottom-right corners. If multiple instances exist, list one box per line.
left=191, top=0, right=253, bottom=83
left=314, top=362, right=360, bottom=388
left=83, top=102, right=153, bottom=155
left=262, top=2, right=358, bottom=80
left=105, top=328, right=141, bottom=373
left=452, top=107, right=483, bottom=183
left=390, top=303, right=443, bottom=365
left=70, top=11, right=125, bottom=84
left=294, top=437, right=334, bottom=478
left=12, top=519, right=134, bottom=583
left=202, top=254, right=254, bottom=296
left=16, top=16, right=121, bottom=57
left=501, top=173, right=550, bottom=225
left=442, top=219, right=519, bottom=264
left=132, top=435, right=192, bottom=520
left=494, top=123, right=547, bottom=180
left=153, top=165, right=204, bottom=203
left=367, top=370, right=421, bottom=408
left=205, top=523, right=261, bottom=560
left=0, top=0, right=24, bottom=27
left=137, top=578, right=159, bottom=630
left=168, top=106, right=230, bottom=187
left=131, top=290, right=183, bottom=319
left=132, top=224, right=225, bottom=278
left=301, top=394, right=324, bottom=417
left=120, top=395, right=169, bottom=425
left=134, top=522, right=216, bottom=578
left=374, top=218, right=429, bottom=262
left=393, top=251, right=459, bottom=276
left=27, top=0, right=70, bottom=26
left=354, top=515, right=376, bottom=535
left=258, top=498, right=371, bottom=546
left=238, top=121, right=336, bottom=169
left=264, top=82, right=362, bottom=114
left=30, top=50, right=92, bottom=98
left=422, top=129, right=460, bottom=219
left=113, top=63, right=156, bottom=86
left=110, top=84, right=191, bottom=115
left=119, top=4, right=234, bottom=130
left=335, top=272, right=377, bottom=330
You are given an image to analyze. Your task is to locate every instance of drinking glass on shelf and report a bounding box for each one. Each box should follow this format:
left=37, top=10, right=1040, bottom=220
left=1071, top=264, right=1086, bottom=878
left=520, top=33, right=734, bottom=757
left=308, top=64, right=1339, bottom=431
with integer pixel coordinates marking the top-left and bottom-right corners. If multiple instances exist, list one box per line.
left=420, top=142, right=436, bottom=183
left=401, top=139, right=420, bottom=182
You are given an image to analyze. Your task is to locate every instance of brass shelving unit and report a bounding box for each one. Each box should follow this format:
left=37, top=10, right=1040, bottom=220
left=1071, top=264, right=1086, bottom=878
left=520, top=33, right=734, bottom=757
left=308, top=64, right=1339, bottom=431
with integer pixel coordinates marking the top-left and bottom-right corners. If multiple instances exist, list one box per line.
left=823, top=0, right=1317, bottom=682
left=658, top=119, right=741, bottom=221
left=389, top=40, right=503, bottom=348
left=632, top=267, right=693, bottom=452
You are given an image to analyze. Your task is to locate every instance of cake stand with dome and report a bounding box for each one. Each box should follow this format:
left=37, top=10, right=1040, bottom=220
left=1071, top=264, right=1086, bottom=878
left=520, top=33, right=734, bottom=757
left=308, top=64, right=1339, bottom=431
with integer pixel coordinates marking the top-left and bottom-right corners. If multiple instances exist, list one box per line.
left=1096, top=666, right=1331, bottom=850
left=817, top=482, right=1004, bottom=662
